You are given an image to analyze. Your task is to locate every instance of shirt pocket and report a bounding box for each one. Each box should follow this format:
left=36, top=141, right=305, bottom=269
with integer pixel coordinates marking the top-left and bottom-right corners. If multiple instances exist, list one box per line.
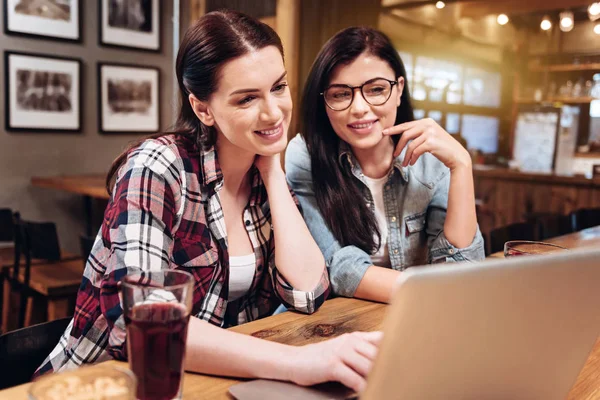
left=172, top=237, right=219, bottom=267
left=404, top=211, right=428, bottom=266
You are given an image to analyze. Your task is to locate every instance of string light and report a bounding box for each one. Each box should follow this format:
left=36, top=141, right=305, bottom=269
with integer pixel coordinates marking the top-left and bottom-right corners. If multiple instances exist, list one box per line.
left=589, top=2, right=600, bottom=21
left=497, top=14, right=509, bottom=25
left=435, top=1, right=445, bottom=9
left=560, top=11, right=574, bottom=32
left=541, top=16, right=552, bottom=31
left=594, top=23, right=600, bottom=34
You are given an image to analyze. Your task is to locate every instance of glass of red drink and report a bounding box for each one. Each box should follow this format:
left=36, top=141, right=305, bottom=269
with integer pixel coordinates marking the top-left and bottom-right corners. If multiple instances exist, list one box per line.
left=504, top=241, right=568, bottom=257
left=121, top=270, right=194, bottom=400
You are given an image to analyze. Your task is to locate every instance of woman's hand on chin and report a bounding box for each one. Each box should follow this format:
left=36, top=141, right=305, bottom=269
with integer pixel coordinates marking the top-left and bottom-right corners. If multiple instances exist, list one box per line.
left=254, top=153, right=284, bottom=181
left=383, top=118, right=471, bottom=172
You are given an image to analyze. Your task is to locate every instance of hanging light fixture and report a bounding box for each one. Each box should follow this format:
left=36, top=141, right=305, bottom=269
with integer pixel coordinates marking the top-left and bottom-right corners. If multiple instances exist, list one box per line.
left=497, top=14, right=509, bottom=25
left=541, top=16, right=552, bottom=31
left=560, top=11, right=574, bottom=32
left=589, top=2, right=600, bottom=21
left=435, top=1, right=445, bottom=9
left=595, top=23, right=600, bottom=34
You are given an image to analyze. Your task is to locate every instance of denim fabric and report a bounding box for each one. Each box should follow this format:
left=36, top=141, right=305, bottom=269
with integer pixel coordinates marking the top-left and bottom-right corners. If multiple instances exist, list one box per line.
left=285, top=134, right=485, bottom=297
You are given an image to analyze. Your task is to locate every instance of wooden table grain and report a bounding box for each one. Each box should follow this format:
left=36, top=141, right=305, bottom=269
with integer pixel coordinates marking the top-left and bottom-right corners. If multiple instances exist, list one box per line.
left=0, top=297, right=598, bottom=400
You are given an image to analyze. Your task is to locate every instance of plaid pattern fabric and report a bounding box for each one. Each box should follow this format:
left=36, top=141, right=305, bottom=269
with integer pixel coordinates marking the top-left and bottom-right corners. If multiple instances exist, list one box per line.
left=35, top=135, right=329, bottom=376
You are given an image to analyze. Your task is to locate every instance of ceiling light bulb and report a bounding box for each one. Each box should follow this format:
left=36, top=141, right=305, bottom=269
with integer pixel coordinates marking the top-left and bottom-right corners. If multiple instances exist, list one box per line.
left=435, top=1, right=445, bottom=9
left=541, top=17, right=552, bottom=31
left=595, top=23, right=600, bottom=34
left=560, top=11, right=574, bottom=32
left=589, top=2, right=600, bottom=20
left=497, top=14, right=509, bottom=25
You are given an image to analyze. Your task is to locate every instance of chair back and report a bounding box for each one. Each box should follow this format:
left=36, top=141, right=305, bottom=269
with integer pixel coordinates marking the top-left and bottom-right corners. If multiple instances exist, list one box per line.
left=11, top=219, right=62, bottom=329
left=489, top=222, right=536, bottom=254
left=0, top=209, right=15, bottom=242
left=570, top=208, right=600, bottom=231
left=0, top=317, right=71, bottom=389
left=79, top=234, right=96, bottom=264
left=535, top=214, right=574, bottom=240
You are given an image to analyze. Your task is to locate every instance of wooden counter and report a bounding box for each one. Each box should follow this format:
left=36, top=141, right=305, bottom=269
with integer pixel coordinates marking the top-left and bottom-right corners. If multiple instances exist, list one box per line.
left=473, top=166, right=600, bottom=234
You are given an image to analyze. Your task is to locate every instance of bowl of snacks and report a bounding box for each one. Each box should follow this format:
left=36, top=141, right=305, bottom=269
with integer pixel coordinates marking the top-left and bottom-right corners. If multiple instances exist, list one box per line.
left=29, top=364, right=136, bottom=400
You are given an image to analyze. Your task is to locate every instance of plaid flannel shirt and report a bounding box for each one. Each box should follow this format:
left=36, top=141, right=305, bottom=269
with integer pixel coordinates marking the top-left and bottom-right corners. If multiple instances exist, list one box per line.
left=35, top=135, right=329, bottom=376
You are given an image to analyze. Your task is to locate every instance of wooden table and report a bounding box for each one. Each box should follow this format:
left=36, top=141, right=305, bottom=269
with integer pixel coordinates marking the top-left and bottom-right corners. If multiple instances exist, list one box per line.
left=489, top=225, right=600, bottom=258
left=31, top=175, right=108, bottom=237
left=0, top=297, right=598, bottom=400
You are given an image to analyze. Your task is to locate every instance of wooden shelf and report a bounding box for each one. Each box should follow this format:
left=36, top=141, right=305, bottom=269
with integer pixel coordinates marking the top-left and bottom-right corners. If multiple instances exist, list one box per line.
left=514, top=97, right=595, bottom=104
left=530, top=63, right=600, bottom=72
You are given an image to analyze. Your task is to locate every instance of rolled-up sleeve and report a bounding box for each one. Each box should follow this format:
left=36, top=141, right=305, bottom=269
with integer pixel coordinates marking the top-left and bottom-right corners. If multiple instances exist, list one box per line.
left=270, top=263, right=329, bottom=314
left=285, top=135, right=373, bottom=298
left=426, top=171, right=485, bottom=263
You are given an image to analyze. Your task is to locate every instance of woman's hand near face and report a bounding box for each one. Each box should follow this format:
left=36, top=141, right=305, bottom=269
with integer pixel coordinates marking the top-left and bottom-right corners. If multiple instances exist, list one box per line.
left=254, top=153, right=284, bottom=181
left=288, top=331, right=383, bottom=393
left=383, top=118, right=471, bottom=172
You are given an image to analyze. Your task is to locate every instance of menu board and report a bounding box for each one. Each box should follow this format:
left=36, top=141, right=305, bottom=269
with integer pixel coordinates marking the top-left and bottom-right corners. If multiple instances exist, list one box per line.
left=513, top=109, right=559, bottom=173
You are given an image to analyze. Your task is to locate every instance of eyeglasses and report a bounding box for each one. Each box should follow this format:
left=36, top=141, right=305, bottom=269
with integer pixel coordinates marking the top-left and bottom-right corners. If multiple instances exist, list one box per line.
left=321, top=78, right=398, bottom=111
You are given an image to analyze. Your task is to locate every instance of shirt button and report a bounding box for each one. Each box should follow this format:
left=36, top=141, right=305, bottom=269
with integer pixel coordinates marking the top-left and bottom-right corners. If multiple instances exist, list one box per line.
left=449, top=248, right=455, bottom=255
left=394, top=249, right=399, bottom=255
left=245, top=220, right=251, bottom=226
left=391, top=216, right=397, bottom=222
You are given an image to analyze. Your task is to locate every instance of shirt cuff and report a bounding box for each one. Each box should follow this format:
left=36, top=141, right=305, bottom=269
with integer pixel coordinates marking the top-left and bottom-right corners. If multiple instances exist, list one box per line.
left=272, top=267, right=330, bottom=314
left=327, top=246, right=373, bottom=298
left=430, top=227, right=485, bottom=263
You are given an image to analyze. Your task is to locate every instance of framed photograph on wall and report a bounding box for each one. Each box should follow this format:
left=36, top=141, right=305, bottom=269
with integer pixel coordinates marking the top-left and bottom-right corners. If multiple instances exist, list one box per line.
left=4, top=51, right=82, bottom=133
left=3, top=0, right=81, bottom=42
left=98, top=62, right=160, bottom=134
left=99, top=0, right=160, bottom=51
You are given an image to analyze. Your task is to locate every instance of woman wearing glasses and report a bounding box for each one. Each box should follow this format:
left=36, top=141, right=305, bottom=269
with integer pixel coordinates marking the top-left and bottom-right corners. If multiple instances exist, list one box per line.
left=285, top=27, right=485, bottom=303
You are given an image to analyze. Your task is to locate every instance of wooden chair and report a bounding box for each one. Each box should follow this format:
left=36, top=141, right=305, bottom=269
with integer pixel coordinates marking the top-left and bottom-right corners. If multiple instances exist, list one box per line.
left=79, top=234, right=95, bottom=265
left=570, top=208, right=600, bottom=232
left=534, top=214, right=574, bottom=241
left=0, top=317, right=71, bottom=389
left=4, top=219, right=83, bottom=330
left=489, top=222, right=536, bottom=255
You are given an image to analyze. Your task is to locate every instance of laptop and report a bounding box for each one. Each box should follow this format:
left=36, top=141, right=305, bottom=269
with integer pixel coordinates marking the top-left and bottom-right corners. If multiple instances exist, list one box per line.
left=229, top=248, right=600, bottom=400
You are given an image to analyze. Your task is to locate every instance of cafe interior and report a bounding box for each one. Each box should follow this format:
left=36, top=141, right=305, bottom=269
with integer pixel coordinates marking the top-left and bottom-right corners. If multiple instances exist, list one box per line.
left=1, top=0, right=600, bottom=398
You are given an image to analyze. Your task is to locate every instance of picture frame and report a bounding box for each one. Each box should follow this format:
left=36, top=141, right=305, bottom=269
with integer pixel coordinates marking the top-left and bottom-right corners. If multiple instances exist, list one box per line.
left=3, top=0, right=82, bottom=43
left=99, top=0, right=161, bottom=52
left=4, top=51, right=82, bottom=133
left=98, top=62, right=160, bottom=134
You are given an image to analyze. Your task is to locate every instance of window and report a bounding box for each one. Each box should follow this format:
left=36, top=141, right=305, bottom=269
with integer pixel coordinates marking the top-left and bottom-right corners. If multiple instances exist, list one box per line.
left=461, top=115, right=499, bottom=153
left=400, top=51, right=502, bottom=153
left=464, top=67, right=501, bottom=108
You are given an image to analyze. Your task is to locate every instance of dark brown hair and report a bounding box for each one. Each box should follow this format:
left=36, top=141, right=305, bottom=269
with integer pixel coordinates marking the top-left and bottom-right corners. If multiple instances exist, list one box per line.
left=301, top=27, right=414, bottom=253
left=106, top=10, right=283, bottom=194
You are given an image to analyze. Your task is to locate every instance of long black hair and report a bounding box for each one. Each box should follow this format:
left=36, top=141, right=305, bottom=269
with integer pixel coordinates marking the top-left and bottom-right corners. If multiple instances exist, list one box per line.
left=106, top=10, right=283, bottom=194
left=301, top=27, right=414, bottom=253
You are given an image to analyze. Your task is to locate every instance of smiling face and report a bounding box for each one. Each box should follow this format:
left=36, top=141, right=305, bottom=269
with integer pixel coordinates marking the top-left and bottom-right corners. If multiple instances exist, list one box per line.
left=325, top=52, right=404, bottom=152
left=191, top=45, right=292, bottom=157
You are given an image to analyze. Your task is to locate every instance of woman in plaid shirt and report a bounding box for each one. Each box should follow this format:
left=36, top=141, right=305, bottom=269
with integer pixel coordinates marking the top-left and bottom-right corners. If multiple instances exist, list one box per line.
left=35, top=10, right=381, bottom=393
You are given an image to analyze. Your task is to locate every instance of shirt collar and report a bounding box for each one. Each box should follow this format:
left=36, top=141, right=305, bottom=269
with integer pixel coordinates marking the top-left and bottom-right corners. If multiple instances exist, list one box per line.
left=338, top=141, right=408, bottom=182
left=200, top=145, right=266, bottom=207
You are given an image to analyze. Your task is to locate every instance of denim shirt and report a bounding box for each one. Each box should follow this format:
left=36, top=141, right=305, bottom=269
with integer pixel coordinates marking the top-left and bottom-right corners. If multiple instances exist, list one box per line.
left=285, top=134, right=485, bottom=297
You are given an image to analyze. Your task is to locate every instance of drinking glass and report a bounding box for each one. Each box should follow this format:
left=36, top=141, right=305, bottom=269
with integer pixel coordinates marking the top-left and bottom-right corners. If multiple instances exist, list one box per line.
left=504, top=240, right=568, bottom=257
left=121, top=270, right=194, bottom=400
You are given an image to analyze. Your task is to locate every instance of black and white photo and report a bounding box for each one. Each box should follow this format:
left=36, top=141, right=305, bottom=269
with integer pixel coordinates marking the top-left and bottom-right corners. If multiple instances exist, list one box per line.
left=4, top=0, right=81, bottom=42
left=100, top=0, right=160, bottom=51
left=5, top=51, right=81, bottom=132
left=98, top=63, right=160, bottom=134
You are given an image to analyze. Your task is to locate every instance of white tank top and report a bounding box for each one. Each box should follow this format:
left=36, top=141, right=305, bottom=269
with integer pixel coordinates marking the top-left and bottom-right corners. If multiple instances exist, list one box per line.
left=228, top=253, right=256, bottom=301
left=363, top=175, right=392, bottom=269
